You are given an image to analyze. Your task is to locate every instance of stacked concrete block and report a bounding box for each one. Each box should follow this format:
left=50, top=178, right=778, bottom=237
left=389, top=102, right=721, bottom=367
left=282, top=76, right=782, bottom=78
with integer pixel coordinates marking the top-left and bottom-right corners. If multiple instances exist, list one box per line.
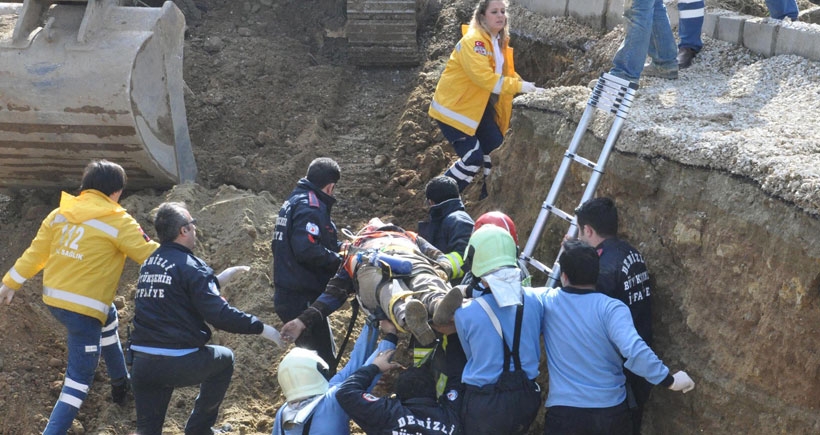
left=517, top=0, right=567, bottom=18
left=743, top=18, right=779, bottom=57
left=716, top=14, right=748, bottom=45
left=567, top=0, right=608, bottom=29
left=775, top=24, right=820, bottom=61
left=605, top=0, right=624, bottom=30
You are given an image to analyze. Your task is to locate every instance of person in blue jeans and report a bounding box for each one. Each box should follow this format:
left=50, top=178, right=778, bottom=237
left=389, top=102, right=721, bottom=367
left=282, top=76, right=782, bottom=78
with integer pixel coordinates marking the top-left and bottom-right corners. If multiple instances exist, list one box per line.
left=610, top=0, right=679, bottom=83
left=675, top=0, right=704, bottom=69
left=0, top=160, right=160, bottom=434
left=765, top=0, right=798, bottom=20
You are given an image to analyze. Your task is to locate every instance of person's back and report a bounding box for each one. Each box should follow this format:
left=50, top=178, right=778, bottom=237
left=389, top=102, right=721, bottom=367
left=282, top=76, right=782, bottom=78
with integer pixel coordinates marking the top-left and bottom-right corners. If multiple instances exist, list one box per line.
left=597, top=237, right=652, bottom=344
left=418, top=175, right=474, bottom=282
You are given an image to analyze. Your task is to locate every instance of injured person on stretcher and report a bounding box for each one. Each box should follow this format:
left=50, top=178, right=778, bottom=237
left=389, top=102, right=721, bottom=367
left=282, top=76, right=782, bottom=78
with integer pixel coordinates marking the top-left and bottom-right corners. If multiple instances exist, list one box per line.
left=279, top=218, right=464, bottom=346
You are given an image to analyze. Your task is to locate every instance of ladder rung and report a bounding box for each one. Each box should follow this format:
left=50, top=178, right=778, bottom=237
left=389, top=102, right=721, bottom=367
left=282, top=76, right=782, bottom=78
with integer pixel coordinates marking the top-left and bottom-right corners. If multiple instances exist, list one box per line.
left=520, top=255, right=552, bottom=275
left=565, top=152, right=597, bottom=170
left=544, top=204, right=575, bottom=223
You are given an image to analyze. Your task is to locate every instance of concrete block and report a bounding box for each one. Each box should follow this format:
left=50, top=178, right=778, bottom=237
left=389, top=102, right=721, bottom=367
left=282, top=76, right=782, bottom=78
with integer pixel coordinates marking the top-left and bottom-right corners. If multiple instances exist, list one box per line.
left=606, top=0, right=624, bottom=30
left=716, top=14, right=747, bottom=45
left=517, top=0, right=567, bottom=17
left=703, top=13, right=718, bottom=38
left=742, top=18, right=778, bottom=57
left=775, top=25, right=820, bottom=61
left=667, top=1, right=679, bottom=29
left=567, top=0, right=606, bottom=30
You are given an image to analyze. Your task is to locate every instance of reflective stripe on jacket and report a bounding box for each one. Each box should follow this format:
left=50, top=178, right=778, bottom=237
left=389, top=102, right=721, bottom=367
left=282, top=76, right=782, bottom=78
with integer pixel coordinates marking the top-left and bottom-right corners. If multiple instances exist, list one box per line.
left=428, top=24, right=521, bottom=136
left=2, top=190, right=158, bottom=323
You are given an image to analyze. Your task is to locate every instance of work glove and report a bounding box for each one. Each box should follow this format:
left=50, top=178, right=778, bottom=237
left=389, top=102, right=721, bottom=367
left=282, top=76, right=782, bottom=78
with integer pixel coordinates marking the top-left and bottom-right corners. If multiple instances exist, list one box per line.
left=0, top=284, right=14, bottom=305
left=668, top=370, right=695, bottom=393
left=216, top=265, right=250, bottom=286
left=521, top=82, right=545, bottom=94
left=261, top=324, right=284, bottom=347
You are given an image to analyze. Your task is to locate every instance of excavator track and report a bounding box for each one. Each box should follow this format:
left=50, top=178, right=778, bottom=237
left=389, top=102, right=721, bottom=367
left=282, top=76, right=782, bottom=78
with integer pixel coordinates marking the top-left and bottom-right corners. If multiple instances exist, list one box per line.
left=346, top=0, right=419, bottom=67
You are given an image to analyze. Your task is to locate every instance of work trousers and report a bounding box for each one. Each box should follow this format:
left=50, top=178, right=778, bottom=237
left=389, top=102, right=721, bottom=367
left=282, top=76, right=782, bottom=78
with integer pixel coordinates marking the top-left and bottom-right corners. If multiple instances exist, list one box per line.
left=439, top=103, right=503, bottom=192
left=544, top=401, right=631, bottom=435
left=131, top=345, right=234, bottom=435
left=44, top=304, right=127, bottom=435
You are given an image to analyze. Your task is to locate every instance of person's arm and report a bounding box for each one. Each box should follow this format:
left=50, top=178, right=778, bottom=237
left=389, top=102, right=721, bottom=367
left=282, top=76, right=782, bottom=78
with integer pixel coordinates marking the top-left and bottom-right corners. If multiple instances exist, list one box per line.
left=417, top=236, right=454, bottom=280
left=1, top=209, right=59, bottom=292
left=331, top=320, right=398, bottom=385
left=297, top=270, right=353, bottom=327
left=188, top=267, right=265, bottom=335
left=604, top=299, right=694, bottom=393
left=116, top=214, right=160, bottom=264
left=441, top=215, right=473, bottom=280
left=288, top=205, right=342, bottom=272
left=336, top=349, right=404, bottom=431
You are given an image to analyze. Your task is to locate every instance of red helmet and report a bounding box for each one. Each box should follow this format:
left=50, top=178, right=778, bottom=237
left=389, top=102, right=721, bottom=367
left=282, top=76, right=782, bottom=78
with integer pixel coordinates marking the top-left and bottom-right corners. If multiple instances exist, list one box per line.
left=474, top=211, right=518, bottom=245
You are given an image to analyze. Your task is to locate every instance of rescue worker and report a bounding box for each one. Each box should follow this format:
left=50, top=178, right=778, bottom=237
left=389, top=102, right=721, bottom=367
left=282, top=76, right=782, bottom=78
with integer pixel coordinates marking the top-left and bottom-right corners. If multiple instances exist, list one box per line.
left=428, top=0, right=543, bottom=195
left=0, top=160, right=159, bottom=434
left=272, top=157, right=343, bottom=370
left=575, top=197, right=654, bottom=433
left=130, top=202, right=282, bottom=434
left=541, top=240, right=695, bottom=434
left=336, top=349, right=463, bottom=435
left=273, top=321, right=397, bottom=435
left=454, top=225, right=544, bottom=434
left=279, top=218, right=464, bottom=347
left=418, top=175, right=474, bottom=284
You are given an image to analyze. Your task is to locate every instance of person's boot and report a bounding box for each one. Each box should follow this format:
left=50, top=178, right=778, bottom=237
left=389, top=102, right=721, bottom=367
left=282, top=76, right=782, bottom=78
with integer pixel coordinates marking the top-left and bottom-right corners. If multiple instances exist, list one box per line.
left=642, top=62, right=678, bottom=79
left=111, top=377, right=130, bottom=405
left=677, top=47, right=697, bottom=69
left=432, top=287, right=464, bottom=325
left=404, top=299, right=436, bottom=346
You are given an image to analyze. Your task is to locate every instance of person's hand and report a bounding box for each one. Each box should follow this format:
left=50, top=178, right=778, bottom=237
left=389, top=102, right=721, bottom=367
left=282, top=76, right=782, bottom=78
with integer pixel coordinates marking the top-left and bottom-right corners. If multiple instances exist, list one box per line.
left=521, top=82, right=546, bottom=94
left=261, top=324, right=284, bottom=347
left=669, top=370, right=695, bottom=393
left=216, top=266, right=250, bottom=286
left=0, top=284, right=14, bottom=305
left=373, top=349, right=404, bottom=373
left=379, top=319, right=398, bottom=336
left=280, top=318, right=307, bottom=343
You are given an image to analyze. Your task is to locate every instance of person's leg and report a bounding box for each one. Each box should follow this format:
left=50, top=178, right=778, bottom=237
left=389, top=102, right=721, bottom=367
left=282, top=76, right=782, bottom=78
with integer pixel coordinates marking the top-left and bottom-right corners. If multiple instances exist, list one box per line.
left=677, top=0, right=704, bottom=51
left=100, top=304, right=129, bottom=403
left=474, top=106, right=503, bottom=199
left=626, top=372, right=654, bottom=435
left=184, top=345, right=235, bottom=434
left=610, top=0, right=656, bottom=82
left=765, top=0, right=799, bottom=20
left=437, top=121, right=484, bottom=192
left=132, top=355, right=175, bottom=435
left=43, top=307, right=102, bottom=435
left=646, top=0, right=678, bottom=70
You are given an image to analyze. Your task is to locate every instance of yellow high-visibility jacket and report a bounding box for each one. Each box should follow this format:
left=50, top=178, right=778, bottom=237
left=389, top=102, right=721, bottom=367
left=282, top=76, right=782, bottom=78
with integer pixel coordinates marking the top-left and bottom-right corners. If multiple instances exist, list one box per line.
left=2, top=190, right=159, bottom=323
left=428, top=24, right=523, bottom=136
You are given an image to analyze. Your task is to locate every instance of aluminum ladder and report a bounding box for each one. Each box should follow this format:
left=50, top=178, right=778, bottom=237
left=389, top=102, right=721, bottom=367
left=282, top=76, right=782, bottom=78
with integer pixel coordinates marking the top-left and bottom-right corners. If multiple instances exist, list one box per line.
left=518, top=72, right=638, bottom=287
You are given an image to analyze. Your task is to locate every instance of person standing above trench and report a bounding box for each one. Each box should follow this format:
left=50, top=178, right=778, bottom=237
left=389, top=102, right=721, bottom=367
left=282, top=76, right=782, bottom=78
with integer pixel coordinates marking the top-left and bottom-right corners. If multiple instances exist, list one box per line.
left=675, top=0, right=705, bottom=69
left=428, top=0, right=544, bottom=198
left=272, top=157, right=343, bottom=370
left=0, top=159, right=159, bottom=434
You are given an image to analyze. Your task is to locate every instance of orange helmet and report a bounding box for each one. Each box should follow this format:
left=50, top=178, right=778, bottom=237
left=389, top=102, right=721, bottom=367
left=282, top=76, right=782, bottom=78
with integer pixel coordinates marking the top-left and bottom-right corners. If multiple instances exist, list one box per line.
left=474, top=211, right=518, bottom=245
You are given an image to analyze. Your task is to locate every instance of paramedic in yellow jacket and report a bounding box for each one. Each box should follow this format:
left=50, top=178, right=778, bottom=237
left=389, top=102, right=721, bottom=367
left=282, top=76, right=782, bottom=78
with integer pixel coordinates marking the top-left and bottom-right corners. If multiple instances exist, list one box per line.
left=428, top=0, right=543, bottom=198
left=0, top=160, right=159, bottom=434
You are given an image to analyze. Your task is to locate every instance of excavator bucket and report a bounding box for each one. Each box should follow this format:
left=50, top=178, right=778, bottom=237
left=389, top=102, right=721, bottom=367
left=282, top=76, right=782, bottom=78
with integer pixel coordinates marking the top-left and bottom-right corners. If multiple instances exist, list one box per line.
left=0, top=0, right=196, bottom=190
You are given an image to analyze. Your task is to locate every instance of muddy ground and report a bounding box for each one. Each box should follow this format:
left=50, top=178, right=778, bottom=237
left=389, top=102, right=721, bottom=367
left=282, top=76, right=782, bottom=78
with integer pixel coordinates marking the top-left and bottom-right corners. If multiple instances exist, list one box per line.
left=0, top=0, right=816, bottom=433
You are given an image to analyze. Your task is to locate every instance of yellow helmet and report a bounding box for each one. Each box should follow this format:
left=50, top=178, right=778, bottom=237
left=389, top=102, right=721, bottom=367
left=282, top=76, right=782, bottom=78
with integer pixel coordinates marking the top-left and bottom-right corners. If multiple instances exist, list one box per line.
left=277, top=348, right=330, bottom=402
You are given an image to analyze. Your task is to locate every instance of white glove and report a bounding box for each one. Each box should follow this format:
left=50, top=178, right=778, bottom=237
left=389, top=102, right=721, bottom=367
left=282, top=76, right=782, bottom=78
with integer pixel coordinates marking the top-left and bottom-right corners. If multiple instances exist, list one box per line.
left=669, top=370, right=695, bottom=393
left=261, top=324, right=284, bottom=347
left=0, top=284, right=14, bottom=305
left=216, top=265, right=250, bottom=286
left=521, top=81, right=537, bottom=93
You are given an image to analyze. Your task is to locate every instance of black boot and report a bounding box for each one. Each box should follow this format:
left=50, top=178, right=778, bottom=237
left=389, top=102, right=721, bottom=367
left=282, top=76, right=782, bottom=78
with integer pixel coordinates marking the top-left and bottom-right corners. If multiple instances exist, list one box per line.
left=677, top=47, right=697, bottom=69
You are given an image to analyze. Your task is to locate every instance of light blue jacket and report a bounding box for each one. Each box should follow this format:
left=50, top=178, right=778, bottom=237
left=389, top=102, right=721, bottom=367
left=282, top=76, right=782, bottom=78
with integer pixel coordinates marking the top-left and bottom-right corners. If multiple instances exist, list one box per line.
left=541, top=287, right=670, bottom=408
left=455, top=287, right=545, bottom=386
left=272, top=324, right=395, bottom=435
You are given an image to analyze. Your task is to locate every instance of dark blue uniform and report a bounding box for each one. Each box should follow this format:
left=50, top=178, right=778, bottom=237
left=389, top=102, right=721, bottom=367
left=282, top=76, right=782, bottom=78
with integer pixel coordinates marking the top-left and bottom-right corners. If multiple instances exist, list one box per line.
left=337, top=365, right=462, bottom=435
left=272, top=178, right=342, bottom=367
left=130, top=242, right=264, bottom=434
left=418, top=198, right=474, bottom=260
left=596, top=237, right=653, bottom=435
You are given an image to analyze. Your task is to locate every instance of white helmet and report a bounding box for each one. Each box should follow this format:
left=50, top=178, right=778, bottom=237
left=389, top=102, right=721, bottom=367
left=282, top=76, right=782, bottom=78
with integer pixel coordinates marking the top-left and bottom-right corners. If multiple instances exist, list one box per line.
left=278, top=348, right=330, bottom=402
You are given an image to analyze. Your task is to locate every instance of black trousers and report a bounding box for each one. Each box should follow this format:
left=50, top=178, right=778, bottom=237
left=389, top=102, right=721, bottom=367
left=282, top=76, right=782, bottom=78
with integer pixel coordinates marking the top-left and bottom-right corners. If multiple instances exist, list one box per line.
left=544, top=401, right=631, bottom=435
left=275, top=294, right=336, bottom=374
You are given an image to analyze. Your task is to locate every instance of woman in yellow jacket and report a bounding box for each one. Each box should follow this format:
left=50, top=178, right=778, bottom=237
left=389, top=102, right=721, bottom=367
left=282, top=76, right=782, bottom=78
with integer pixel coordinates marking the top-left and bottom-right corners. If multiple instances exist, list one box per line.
left=428, top=0, right=542, bottom=198
left=0, top=160, right=159, bottom=434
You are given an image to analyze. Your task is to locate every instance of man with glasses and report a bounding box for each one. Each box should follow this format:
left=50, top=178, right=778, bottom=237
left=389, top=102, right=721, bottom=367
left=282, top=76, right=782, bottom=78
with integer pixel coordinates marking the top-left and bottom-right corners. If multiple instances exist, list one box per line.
left=129, top=202, right=282, bottom=434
